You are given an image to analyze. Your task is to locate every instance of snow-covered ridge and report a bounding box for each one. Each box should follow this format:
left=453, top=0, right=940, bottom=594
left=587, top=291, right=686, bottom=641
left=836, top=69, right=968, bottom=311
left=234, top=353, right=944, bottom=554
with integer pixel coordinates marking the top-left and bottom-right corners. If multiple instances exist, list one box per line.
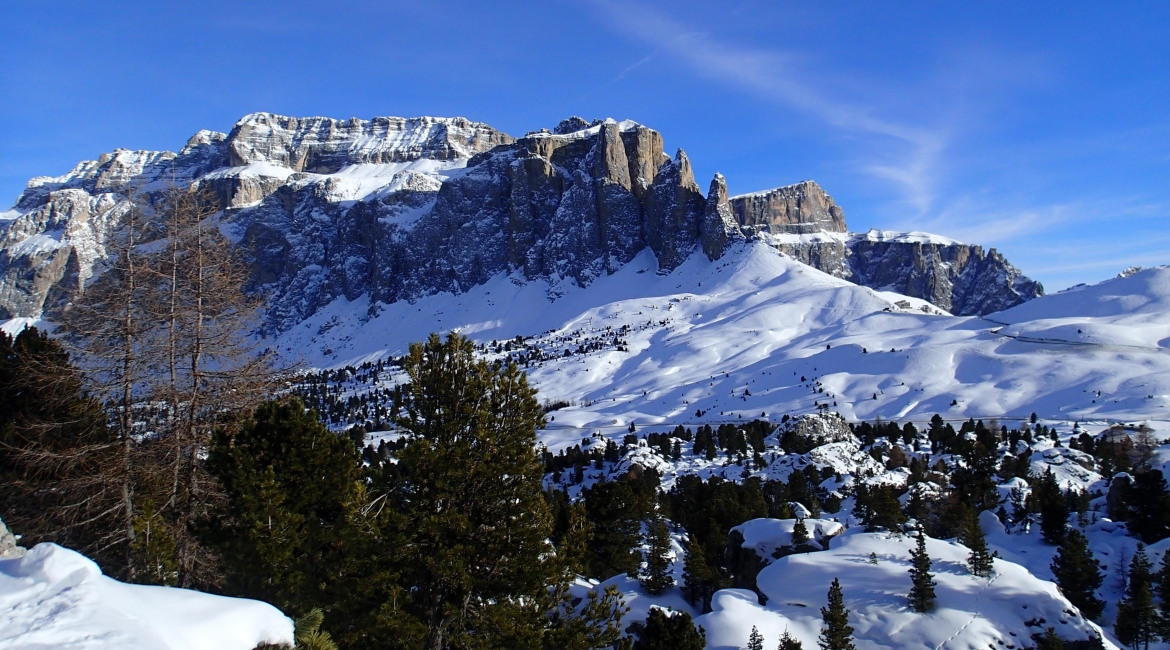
left=225, top=112, right=512, bottom=170
left=728, top=180, right=819, bottom=202
left=850, top=228, right=961, bottom=246
left=525, top=117, right=643, bottom=140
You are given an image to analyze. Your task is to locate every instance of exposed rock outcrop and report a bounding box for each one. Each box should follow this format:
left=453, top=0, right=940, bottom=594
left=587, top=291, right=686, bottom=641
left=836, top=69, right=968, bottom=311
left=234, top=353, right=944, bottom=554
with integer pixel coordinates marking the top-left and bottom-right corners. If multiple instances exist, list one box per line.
left=0, top=517, right=25, bottom=558
left=730, top=180, right=847, bottom=234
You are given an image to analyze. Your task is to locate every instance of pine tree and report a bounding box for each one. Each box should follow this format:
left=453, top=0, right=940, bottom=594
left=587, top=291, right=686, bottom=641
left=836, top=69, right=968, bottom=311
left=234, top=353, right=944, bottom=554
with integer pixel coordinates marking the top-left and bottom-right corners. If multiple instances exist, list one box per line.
left=1115, top=545, right=1160, bottom=650
left=558, top=502, right=594, bottom=578
left=907, top=529, right=937, bottom=613
left=1127, top=471, right=1170, bottom=544
left=206, top=397, right=362, bottom=617
left=1033, top=627, right=1064, bottom=650
left=1039, top=491, right=1070, bottom=547
left=387, top=333, right=625, bottom=649
left=634, top=608, right=706, bottom=650
left=748, top=625, right=764, bottom=650
left=1156, top=550, right=1170, bottom=622
left=1049, top=529, right=1104, bottom=620
left=641, top=514, right=675, bottom=595
left=818, top=578, right=856, bottom=650
left=682, top=535, right=716, bottom=612
left=777, top=629, right=804, bottom=650
left=963, top=511, right=995, bottom=578
left=792, top=518, right=810, bottom=545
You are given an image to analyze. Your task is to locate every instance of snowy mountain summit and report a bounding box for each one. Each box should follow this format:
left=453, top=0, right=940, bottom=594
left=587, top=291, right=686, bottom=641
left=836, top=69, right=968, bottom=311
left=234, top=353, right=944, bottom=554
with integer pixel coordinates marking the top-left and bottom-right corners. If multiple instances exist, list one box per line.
left=0, top=113, right=1039, bottom=328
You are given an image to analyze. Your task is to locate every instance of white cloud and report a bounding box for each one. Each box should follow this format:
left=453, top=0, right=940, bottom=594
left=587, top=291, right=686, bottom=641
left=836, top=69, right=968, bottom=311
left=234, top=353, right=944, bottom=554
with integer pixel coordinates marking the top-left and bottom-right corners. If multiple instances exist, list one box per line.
left=589, top=0, right=950, bottom=214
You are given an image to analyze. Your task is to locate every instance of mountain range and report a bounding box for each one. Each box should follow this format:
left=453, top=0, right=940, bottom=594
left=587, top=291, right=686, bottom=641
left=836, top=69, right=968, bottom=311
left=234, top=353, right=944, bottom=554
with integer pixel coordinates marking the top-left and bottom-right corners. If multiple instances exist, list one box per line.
left=0, top=112, right=1042, bottom=330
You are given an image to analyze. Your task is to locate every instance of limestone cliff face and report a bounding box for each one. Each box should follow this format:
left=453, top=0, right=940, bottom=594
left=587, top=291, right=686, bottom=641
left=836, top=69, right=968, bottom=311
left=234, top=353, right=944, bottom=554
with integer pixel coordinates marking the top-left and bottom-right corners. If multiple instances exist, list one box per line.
left=730, top=180, right=847, bottom=234
left=0, top=112, right=1041, bottom=327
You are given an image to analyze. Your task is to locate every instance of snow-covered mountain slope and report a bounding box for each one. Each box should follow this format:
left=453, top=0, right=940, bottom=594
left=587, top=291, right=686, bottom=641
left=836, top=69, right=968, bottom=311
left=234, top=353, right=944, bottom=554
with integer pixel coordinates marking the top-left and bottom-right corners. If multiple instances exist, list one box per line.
left=285, top=242, right=1168, bottom=449
left=990, top=266, right=1170, bottom=350
left=0, top=542, right=293, bottom=650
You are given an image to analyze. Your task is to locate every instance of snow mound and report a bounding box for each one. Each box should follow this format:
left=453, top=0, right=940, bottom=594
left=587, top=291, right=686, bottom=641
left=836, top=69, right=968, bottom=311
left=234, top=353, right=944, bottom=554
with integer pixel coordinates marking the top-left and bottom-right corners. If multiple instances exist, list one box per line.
left=0, top=543, right=294, bottom=650
left=1028, top=445, right=1104, bottom=492
left=732, top=518, right=844, bottom=555
left=696, top=528, right=1117, bottom=650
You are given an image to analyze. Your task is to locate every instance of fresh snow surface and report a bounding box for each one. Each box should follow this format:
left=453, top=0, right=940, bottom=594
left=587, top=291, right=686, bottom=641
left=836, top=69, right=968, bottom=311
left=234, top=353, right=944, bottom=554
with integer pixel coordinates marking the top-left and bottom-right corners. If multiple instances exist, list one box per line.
left=692, top=526, right=1117, bottom=650
left=732, top=517, right=844, bottom=553
left=273, top=242, right=1170, bottom=453
left=595, top=519, right=1118, bottom=650
left=0, top=543, right=293, bottom=650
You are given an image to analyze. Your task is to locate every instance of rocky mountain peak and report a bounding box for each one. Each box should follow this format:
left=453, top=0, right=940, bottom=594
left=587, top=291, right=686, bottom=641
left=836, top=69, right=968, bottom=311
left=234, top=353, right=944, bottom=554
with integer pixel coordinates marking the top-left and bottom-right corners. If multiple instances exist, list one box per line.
left=224, top=112, right=513, bottom=172
left=730, top=179, right=847, bottom=234
left=553, top=116, right=591, bottom=134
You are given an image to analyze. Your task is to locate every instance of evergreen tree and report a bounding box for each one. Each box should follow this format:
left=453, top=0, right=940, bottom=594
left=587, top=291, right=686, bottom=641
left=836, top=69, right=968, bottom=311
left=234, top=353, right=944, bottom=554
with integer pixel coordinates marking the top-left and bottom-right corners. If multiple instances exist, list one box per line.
left=1033, top=627, right=1065, bottom=650
left=1040, top=493, right=1070, bottom=546
left=384, top=333, right=624, bottom=649
left=777, top=629, right=804, bottom=650
left=583, top=477, right=655, bottom=579
left=682, top=534, right=716, bottom=612
left=1049, top=529, right=1104, bottom=620
left=641, top=514, right=675, bottom=595
left=206, top=398, right=363, bottom=618
left=634, top=608, right=706, bottom=650
left=1115, top=545, right=1160, bottom=650
left=792, top=518, right=810, bottom=545
left=1127, top=471, right=1170, bottom=544
left=818, top=578, right=856, bottom=650
left=963, top=511, right=995, bottom=578
left=559, top=502, right=594, bottom=578
left=1156, top=550, right=1170, bottom=622
left=907, top=529, right=937, bottom=613
left=748, top=625, right=764, bottom=650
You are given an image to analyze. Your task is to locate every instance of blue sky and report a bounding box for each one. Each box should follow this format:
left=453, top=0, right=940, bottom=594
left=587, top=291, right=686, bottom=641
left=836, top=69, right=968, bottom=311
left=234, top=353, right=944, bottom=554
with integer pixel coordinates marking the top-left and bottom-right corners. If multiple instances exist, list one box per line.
left=2, top=1, right=1168, bottom=290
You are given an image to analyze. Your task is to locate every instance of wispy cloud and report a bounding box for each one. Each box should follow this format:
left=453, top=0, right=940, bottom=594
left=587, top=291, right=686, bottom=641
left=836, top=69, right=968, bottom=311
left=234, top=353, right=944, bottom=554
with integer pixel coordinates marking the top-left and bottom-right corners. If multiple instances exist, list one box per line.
left=589, top=0, right=951, bottom=214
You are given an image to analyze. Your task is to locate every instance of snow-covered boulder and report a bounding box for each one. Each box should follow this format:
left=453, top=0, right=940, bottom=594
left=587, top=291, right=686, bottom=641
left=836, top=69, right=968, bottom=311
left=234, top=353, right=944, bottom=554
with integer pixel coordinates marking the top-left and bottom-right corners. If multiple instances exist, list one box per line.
left=0, top=517, right=23, bottom=559
left=0, top=543, right=294, bottom=650
left=781, top=412, right=855, bottom=446
left=1029, top=446, right=1104, bottom=492
left=696, top=527, right=1118, bottom=650
left=764, top=440, right=884, bottom=485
